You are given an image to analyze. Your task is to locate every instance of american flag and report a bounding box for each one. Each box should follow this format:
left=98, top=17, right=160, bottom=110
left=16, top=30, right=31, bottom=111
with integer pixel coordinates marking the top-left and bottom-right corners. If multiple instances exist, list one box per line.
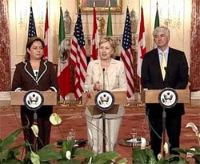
left=70, top=8, right=87, bottom=99
left=120, top=7, right=134, bottom=98
left=28, top=6, right=37, bottom=38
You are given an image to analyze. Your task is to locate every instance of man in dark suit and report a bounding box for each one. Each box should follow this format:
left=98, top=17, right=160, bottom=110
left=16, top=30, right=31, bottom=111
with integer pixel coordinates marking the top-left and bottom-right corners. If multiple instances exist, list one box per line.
left=141, top=26, right=189, bottom=158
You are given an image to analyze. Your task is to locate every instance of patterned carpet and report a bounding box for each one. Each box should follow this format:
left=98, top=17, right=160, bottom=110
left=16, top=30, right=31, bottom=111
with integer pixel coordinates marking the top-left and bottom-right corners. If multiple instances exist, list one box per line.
left=1, top=101, right=200, bottom=163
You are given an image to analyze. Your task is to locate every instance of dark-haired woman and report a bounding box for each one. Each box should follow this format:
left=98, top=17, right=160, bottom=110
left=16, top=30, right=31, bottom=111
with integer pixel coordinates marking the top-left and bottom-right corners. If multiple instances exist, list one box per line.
left=12, top=37, right=58, bottom=151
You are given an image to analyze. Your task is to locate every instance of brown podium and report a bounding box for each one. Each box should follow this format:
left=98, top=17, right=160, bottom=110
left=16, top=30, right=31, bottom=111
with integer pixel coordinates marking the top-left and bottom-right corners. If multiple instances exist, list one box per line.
left=10, top=90, right=57, bottom=151
left=10, top=91, right=57, bottom=106
left=83, top=90, right=127, bottom=153
left=141, top=88, right=190, bottom=157
left=141, top=89, right=190, bottom=104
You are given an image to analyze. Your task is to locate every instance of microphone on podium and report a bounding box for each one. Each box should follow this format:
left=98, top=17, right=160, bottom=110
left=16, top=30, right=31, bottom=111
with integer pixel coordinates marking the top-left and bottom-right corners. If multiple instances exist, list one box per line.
left=102, top=68, right=105, bottom=90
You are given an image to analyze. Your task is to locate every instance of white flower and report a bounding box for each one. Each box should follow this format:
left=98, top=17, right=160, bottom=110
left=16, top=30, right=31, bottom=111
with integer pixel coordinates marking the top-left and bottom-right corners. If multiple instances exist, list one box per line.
left=157, top=153, right=162, bottom=160
left=186, top=148, right=195, bottom=158
left=186, top=122, right=199, bottom=136
left=30, top=151, right=40, bottom=164
left=49, top=113, right=62, bottom=125
left=164, top=142, right=169, bottom=154
left=31, top=125, right=39, bottom=137
left=66, top=150, right=71, bottom=160
left=140, top=137, right=146, bottom=149
left=88, top=157, right=92, bottom=164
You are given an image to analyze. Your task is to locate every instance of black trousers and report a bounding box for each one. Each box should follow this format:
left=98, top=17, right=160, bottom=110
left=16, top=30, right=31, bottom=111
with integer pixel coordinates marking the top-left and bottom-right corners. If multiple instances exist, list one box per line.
left=20, top=106, right=52, bottom=151
left=148, top=111, right=182, bottom=157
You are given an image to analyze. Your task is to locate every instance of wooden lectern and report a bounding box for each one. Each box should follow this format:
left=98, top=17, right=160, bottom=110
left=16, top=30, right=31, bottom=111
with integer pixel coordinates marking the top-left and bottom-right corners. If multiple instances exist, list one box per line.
left=10, top=91, right=57, bottom=151
left=83, top=90, right=127, bottom=153
left=141, top=89, right=190, bottom=104
left=83, top=91, right=127, bottom=106
left=83, top=91, right=127, bottom=115
left=141, top=88, right=190, bottom=158
left=10, top=91, right=57, bottom=106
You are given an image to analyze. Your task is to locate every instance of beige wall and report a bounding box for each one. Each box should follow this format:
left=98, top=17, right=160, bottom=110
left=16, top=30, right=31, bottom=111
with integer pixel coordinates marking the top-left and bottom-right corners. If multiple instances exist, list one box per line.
left=8, top=0, right=191, bottom=79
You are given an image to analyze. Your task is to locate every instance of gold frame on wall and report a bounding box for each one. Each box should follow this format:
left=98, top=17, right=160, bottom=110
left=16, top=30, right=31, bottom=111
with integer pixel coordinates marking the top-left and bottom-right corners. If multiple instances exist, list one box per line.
left=77, top=0, right=122, bottom=13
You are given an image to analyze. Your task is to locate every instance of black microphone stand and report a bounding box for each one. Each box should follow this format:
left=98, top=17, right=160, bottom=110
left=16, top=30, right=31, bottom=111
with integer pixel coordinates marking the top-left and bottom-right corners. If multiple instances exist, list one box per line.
left=102, top=68, right=106, bottom=152
left=161, top=69, right=168, bottom=158
left=161, top=106, right=166, bottom=158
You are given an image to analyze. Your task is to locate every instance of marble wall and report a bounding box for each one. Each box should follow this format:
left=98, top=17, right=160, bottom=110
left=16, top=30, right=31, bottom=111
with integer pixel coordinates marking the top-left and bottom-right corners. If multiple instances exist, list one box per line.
left=0, top=0, right=10, bottom=91
left=190, top=0, right=200, bottom=91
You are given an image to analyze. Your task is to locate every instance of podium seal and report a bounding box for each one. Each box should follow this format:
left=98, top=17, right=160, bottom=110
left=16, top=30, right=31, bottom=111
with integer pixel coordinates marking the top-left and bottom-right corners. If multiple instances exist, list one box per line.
left=158, top=88, right=178, bottom=108
left=95, top=90, right=114, bottom=111
left=24, top=90, right=44, bottom=111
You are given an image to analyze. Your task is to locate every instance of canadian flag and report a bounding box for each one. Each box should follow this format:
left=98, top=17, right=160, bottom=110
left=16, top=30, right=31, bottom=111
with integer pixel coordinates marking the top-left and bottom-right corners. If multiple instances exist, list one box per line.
left=91, top=2, right=99, bottom=60
left=43, top=4, right=49, bottom=60
left=137, top=6, right=146, bottom=77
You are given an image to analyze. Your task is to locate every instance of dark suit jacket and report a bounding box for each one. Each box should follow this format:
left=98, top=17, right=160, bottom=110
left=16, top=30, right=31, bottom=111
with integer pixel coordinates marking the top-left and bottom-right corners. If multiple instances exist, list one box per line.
left=141, top=48, right=189, bottom=117
left=12, top=59, right=58, bottom=117
left=12, top=59, right=58, bottom=92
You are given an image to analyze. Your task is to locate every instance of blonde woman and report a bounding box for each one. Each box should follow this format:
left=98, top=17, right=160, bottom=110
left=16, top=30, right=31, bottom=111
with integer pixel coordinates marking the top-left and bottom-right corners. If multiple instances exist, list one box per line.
left=85, top=37, right=127, bottom=153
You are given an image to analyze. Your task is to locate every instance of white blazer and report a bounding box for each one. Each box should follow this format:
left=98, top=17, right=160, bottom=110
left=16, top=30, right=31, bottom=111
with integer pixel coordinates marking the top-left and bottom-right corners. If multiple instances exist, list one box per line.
left=85, top=59, right=127, bottom=92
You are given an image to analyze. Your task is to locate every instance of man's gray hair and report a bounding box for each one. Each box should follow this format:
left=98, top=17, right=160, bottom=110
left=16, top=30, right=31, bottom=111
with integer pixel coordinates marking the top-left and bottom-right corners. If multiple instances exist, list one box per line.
left=153, top=26, right=170, bottom=38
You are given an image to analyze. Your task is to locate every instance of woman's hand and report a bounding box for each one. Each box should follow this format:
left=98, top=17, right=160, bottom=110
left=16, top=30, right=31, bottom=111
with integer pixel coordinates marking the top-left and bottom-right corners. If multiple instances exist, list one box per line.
left=93, top=81, right=102, bottom=91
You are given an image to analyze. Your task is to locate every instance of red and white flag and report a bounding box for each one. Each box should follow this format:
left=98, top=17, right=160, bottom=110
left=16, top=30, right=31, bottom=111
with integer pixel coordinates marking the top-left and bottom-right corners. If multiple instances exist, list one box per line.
left=91, top=2, right=99, bottom=60
left=137, top=6, right=146, bottom=77
left=70, top=8, right=87, bottom=99
left=121, top=7, right=134, bottom=98
left=57, top=7, right=73, bottom=98
left=43, top=4, right=49, bottom=60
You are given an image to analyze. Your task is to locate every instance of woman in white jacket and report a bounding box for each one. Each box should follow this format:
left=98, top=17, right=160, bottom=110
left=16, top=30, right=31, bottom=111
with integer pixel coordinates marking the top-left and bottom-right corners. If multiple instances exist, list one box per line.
left=85, top=37, right=127, bottom=153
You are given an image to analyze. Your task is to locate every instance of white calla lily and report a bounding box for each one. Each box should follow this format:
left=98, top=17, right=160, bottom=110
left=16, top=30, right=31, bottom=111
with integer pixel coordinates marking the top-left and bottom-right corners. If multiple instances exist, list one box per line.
left=157, top=153, right=162, bottom=160
left=30, top=151, right=40, bottom=164
left=31, top=124, right=39, bottom=137
left=49, top=113, right=62, bottom=125
left=66, top=150, right=71, bottom=160
left=186, top=122, right=199, bottom=135
left=140, top=137, right=146, bottom=149
left=164, top=142, right=169, bottom=154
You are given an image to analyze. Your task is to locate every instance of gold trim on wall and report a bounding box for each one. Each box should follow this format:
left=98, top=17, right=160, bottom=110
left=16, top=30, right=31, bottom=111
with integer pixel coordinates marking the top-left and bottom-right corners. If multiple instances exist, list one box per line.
left=77, top=0, right=122, bottom=12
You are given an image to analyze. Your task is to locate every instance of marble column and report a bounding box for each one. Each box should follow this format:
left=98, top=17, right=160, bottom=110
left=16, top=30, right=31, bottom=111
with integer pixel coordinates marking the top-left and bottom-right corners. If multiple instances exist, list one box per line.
left=0, top=0, right=10, bottom=91
left=190, top=0, right=200, bottom=90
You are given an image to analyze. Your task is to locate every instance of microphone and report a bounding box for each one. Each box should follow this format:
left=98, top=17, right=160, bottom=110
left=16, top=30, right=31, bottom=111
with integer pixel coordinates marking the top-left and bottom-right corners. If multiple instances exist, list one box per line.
left=164, top=67, right=169, bottom=87
left=102, top=68, right=105, bottom=90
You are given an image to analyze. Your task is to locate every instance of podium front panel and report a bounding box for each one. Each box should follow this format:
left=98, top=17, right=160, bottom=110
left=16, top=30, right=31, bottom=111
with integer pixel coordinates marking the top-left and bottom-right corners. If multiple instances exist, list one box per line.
left=83, top=91, right=127, bottom=106
left=10, top=91, right=57, bottom=106
left=142, top=89, right=190, bottom=104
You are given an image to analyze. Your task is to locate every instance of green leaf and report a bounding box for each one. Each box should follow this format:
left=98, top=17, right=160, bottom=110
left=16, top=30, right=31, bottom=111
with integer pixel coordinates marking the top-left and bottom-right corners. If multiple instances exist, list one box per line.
left=37, top=144, right=62, bottom=161
left=92, top=151, right=118, bottom=164
left=2, top=159, right=23, bottom=164
left=0, top=128, right=23, bottom=150
left=74, top=148, right=94, bottom=158
left=57, top=159, right=80, bottom=164
left=133, top=148, right=157, bottom=164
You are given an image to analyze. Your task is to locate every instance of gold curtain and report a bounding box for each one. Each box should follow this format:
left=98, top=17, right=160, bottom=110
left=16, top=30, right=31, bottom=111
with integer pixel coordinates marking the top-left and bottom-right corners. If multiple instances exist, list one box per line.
left=190, top=0, right=200, bottom=91
left=0, top=0, right=10, bottom=91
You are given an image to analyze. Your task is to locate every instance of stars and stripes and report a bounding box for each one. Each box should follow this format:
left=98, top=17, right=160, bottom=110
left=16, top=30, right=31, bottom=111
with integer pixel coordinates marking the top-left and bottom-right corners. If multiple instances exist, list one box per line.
left=28, top=6, right=37, bottom=38
left=121, top=7, right=134, bottom=98
left=70, top=8, right=87, bottom=99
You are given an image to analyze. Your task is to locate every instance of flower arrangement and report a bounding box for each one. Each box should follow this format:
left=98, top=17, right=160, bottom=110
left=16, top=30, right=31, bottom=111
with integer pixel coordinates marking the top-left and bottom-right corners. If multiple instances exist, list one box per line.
left=0, top=112, right=128, bottom=164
